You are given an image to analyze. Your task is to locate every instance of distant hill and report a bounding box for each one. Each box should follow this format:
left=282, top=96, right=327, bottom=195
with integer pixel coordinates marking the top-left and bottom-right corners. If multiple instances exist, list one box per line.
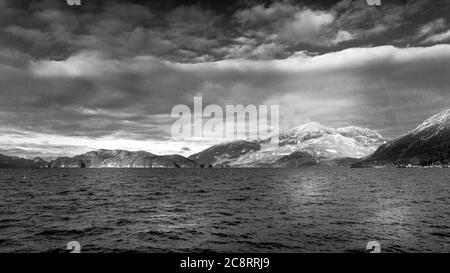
left=49, top=149, right=205, bottom=168
left=353, top=109, right=450, bottom=167
left=0, top=154, right=48, bottom=168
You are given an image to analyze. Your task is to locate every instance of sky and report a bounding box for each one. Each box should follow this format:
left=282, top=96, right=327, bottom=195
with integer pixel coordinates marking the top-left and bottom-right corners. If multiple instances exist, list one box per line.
left=0, top=0, right=450, bottom=159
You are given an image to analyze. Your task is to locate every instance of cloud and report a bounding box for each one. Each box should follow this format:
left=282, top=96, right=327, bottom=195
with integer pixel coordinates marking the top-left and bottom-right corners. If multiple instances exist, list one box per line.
left=332, top=0, right=430, bottom=39
left=278, top=9, right=335, bottom=44
left=331, top=30, right=355, bottom=45
left=422, top=30, right=450, bottom=44
left=391, top=17, right=450, bottom=45
left=30, top=51, right=113, bottom=77
left=0, top=0, right=445, bottom=63
left=417, top=18, right=447, bottom=38
left=0, top=1, right=226, bottom=61
left=0, top=0, right=449, bottom=157
left=234, top=3, right=340, bottom=47
left=1, top=44, right=450, bottom=157
left=233, top=2, right=294, bottom=26
left=417, top=18, right=450, bottom=44
left=232, top=0, right=433, bottom=50
left=4, top=25, right=49, bottom=42
left=217, top=38, right=289, bottom=60
left=393, top=16, right=450, bottom=46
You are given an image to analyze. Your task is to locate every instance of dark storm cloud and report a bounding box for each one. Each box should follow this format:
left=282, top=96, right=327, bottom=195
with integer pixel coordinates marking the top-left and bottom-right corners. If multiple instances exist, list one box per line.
left=0, top=0, right=229, bottom=61
left=232, top=0, right=450, bottom=51
left=2, top=44, right=449, bottom=141
left=2, top=0, right=447, bottom=61
left=332, top=0, right=430, bottom=37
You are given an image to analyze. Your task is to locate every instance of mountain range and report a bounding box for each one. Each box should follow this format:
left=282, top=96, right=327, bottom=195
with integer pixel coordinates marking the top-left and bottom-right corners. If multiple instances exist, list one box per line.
left=0, top=149, right=210, bottom=169
left=49, top=149, right=210, bottom=168
left=1, top=109, right=449, bottom=168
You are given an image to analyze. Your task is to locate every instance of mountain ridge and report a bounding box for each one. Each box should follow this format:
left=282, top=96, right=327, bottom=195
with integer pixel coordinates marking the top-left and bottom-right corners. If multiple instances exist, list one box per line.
left=49, top=149, right=206, bottom=168
left=353, top=109, right=450, bottom=167
left=0, top=154, right=49, bottom=168
left=189, top=122, right=386, bottom=167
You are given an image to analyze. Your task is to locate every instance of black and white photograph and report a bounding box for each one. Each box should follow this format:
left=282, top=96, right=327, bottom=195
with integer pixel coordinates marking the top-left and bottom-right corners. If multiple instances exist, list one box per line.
left=0, top=0, right=449, bottom=258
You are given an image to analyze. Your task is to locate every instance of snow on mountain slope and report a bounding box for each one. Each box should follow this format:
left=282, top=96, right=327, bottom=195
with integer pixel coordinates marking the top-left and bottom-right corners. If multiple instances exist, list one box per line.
left=337, top=126, right=385, bottom=147
left=410, top=108, right=450, bottom=136
left=189, top=122, right=386, bottom=167
left=357, top=108, right=450, bottom=166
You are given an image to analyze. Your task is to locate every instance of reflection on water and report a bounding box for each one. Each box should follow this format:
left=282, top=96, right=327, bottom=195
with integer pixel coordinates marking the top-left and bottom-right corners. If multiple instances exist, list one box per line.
left=0, top=168, right=449, bottom=253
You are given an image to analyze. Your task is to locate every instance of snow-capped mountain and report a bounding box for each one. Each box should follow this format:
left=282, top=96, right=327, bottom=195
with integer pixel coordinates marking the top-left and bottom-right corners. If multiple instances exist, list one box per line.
left=277, top=122, right=385, bottom=157
left=355, top=109, right=450, bottom=167
left=409, top=108, right=450, bottom=136
left=189, top=122, right=386, bottom=167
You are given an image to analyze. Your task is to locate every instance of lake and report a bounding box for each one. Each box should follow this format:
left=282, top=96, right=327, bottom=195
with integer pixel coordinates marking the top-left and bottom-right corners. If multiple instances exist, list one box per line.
left=0, top=168, right=448, bottom=253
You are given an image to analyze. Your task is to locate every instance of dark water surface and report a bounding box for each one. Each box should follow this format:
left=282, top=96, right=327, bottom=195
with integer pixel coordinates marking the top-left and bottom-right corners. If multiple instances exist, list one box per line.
left=0, top=168, right=448, bottom=253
